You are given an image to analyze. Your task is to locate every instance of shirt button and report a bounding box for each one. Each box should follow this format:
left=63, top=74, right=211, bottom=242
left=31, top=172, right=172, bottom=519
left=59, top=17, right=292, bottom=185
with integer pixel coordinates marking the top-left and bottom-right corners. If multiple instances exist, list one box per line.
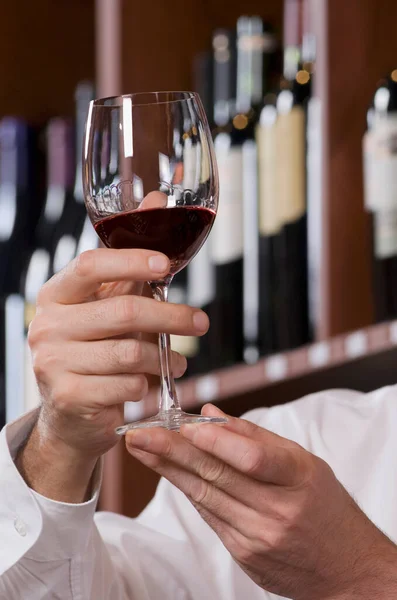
left=14, top=517, right=27, bottom=537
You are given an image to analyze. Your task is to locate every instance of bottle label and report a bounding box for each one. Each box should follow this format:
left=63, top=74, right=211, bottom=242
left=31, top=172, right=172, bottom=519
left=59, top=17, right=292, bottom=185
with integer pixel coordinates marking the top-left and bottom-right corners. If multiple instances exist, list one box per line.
left=76, top=215, right=98, bottom=256
left=53, top=234, right=77, bottom=273
left=25, top=248, right=51, bottom=303
left=44, top=185, right=66, bottom=223
left=211, top=135, right=243, bottom=265
left=170, top=334, right=199, bottom=359
left=183, top=138, right=200, bottom=191
left=242, top=139, right=259, bottom=346
left=363, top=119, right=397, bottom=213
left=276, top=106, right=306, bottom=224
left=0, top=183, right=16, bottom=242
left=256, top=106, right=281, bottom=236
left=169, top=282, right=199, bottom=358
left=306, top=96, right=323, bottom=334
left=187, top=239, right=215, bottom=308
left=374, top=211, right=397, bottom=259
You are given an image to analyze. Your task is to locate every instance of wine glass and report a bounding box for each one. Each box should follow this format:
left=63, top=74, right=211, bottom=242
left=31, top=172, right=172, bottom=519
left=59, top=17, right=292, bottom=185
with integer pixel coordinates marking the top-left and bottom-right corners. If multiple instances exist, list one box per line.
left=83, top=91, right=227, bottom=433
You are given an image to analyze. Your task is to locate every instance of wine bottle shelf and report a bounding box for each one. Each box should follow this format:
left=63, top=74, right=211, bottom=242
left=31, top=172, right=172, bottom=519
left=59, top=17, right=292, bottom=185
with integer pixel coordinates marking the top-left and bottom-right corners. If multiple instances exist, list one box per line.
left=125, top=319, right=397, bottom=423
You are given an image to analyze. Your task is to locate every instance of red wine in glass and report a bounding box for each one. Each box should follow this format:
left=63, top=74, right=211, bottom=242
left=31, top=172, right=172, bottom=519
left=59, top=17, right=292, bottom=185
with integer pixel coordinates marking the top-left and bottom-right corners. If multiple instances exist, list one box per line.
left=95, top=205, right=216, bottom=275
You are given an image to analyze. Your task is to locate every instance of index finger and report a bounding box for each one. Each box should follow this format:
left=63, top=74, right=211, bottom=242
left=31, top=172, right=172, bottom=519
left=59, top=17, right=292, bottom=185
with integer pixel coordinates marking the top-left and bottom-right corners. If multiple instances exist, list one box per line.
left=180, top=422, right=304, bottom=487
left=38, top=248, right=170, bottom=305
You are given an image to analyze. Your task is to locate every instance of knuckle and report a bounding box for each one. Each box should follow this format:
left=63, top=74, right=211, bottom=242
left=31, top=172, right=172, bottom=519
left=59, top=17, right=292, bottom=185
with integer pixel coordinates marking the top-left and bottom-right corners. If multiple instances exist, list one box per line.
left=106, top=339, right=121, bottom=367
left=125, top=252, right=142, bottom=275
left=290, top=448, right=319, bottom=491
left=116, top=296, right=139, bottom=324
left=239, top=444, right=264, bottom=475
left=31, top=345, right=57, bottom=380
left=233, top=537, right=255, bottom=565
left=129, top=375, right=148, bottom=398
left=74, top=250, right=96, bottom=277
left=198, top=456, right=226, bottom=484
left=262, top=527, right=287, bottom=552
left=160, top=437, right=174, bottom=460
left=27, top=316, right=51, bottom=348
left=51, top=376, right=77, bottom=412
left=189, top=478, right=212, bottom=505
left=167, top=303, right=190, bottom=330
left=36, top=281, right=51, bottom=306
left=301, top=453, right=318, bottom=485
left=280, top=501, right=305, bottom=530
left=108, top=339, right=141, bottom=370
left=127, top=339, right=143, bottom=368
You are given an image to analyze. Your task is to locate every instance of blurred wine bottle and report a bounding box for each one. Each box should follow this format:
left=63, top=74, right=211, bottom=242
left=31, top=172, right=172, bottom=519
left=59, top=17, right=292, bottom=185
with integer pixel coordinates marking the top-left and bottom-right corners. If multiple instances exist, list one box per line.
left=275, top=0, right=311, bottom=350
left=22, top=118, right=75, bottom=415
left=187, top=50, right=216, bottom=375
left=193, top=51, right=214, bottom=128
left=256, top=95, right=280, bottom=356
left=210, top=28, right=244, bottom=369
left=169, top=269, right=199, bottom=376
left=0, top=119, right=42, bottom=423
left=237, top=16, right=262, bottom=365
left=236, top=17, right=278, bottom=363
left=51, top=81, right=96, bottom=274
left=304, top=0, right=322, bottom=340
left=363, top=71, right=397, bottom=322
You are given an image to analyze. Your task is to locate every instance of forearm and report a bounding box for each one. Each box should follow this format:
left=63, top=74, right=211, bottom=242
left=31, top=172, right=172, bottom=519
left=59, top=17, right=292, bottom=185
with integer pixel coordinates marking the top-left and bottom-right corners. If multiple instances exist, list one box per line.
left=16, top=416, right=97, bottom=503
left=330, top=545, right=397, bottom=600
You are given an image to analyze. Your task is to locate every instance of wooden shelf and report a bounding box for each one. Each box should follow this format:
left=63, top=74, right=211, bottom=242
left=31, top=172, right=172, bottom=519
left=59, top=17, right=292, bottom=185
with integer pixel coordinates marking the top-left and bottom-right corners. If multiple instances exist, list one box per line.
left=125, top=319, right=397, bottom=424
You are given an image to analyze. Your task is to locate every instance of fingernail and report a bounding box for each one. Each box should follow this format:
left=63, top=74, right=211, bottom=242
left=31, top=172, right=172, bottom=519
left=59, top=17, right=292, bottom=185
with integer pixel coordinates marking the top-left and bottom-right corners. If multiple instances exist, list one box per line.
left=127, top=430, right=151, bottom=449
left=180, top=423, right=200, bottom=441
left=193, top=311, right=209, bottom=333
left=204, top=404, right=226, bottom=417
left=148, top=255, right=169, bottom=273
left=174, top=357, right=187, bottom=378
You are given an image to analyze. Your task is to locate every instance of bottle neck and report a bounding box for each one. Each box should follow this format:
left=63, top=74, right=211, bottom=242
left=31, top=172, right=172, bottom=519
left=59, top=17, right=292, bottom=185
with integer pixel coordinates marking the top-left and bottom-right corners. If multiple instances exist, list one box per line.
left=213, top=31, right=236, bottom=127
left=283, top=44, right=301, bottom=81
left=74, top=83, right=94, bottom=203
left=302, top=32, right=316, bottom=70
left=236, top=29, right=264, bottom=114
left=43, top=119, right=73, bottom=225
left=301, top=0, right=316, bottom=72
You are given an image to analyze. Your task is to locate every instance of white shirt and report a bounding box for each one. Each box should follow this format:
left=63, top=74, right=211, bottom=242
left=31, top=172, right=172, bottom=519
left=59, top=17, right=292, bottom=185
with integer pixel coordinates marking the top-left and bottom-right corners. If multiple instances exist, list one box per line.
left=1, top=385, right=397, bottom=600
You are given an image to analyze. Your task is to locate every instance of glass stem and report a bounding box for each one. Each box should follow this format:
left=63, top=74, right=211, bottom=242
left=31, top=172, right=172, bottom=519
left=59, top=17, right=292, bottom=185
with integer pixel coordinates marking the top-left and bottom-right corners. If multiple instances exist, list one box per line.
left=150, top=281, right=181, bottom=415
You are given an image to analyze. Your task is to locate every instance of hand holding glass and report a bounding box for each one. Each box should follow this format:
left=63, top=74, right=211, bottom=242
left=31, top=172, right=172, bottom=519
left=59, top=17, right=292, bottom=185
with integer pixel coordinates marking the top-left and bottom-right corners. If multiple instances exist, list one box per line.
left=83, top=91, right=226, bottom=433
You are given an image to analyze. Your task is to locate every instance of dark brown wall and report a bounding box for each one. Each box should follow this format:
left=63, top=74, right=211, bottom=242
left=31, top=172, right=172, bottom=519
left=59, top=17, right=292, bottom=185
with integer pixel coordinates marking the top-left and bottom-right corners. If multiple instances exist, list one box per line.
left=121, top=0, right=283, bottom=93
left=0, top=0, right=95, bottom=123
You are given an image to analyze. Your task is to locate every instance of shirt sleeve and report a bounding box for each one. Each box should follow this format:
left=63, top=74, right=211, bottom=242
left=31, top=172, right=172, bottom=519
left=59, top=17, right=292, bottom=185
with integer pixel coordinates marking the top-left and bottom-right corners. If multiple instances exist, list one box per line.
left=0, top=410, right=126, bottom=600
left=0, top=412, right=215, bottom=600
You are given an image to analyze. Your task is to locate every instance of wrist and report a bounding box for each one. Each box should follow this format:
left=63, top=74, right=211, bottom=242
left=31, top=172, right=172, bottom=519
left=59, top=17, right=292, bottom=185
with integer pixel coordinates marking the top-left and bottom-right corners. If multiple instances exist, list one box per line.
left=16, top=419, right=98, bottom=503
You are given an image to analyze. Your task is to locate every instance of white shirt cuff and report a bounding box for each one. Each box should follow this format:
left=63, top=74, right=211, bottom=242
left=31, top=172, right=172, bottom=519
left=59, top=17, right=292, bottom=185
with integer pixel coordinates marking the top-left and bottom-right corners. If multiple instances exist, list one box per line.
left=0, top=410, right=102, bottom=573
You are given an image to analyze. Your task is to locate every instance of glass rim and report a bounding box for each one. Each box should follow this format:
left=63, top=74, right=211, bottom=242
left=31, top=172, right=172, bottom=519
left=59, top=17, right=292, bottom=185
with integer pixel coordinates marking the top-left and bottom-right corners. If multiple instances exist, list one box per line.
left=92, top=91, right=198, bottom=108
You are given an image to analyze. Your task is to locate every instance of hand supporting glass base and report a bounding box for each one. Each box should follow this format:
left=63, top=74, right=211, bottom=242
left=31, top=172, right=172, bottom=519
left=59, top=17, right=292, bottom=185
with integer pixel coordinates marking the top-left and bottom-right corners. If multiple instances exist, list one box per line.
left=115, top=408, right=227, bottom=435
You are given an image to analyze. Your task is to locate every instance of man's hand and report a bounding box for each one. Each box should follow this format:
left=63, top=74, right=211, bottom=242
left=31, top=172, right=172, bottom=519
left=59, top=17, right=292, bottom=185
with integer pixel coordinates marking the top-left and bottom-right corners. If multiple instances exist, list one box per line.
left=127, top=405, right=397, bottom=600
left=18, top=248, right=209, bottom=502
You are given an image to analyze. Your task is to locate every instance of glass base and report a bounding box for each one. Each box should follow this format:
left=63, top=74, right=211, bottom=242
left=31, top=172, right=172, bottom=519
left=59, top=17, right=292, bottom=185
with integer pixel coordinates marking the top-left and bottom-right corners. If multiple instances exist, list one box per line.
left=115, top=409, right=227, bottom=435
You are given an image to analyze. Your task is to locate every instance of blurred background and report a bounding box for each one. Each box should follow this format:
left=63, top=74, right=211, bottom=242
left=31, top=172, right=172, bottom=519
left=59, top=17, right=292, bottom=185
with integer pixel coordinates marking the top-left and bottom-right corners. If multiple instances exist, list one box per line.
left=1, top=0, right=397, bottom=515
